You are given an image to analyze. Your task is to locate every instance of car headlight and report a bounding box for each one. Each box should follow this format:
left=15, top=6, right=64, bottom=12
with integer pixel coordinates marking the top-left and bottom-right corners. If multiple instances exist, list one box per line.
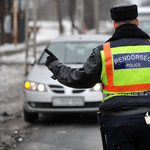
left=90, top=83, right=101, bottom=91
left=24, top=81, right=47, bottom=92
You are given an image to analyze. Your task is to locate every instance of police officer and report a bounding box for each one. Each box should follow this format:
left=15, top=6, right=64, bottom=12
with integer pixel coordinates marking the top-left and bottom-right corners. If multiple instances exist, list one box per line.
left=45, top=3, right=150, bottom=150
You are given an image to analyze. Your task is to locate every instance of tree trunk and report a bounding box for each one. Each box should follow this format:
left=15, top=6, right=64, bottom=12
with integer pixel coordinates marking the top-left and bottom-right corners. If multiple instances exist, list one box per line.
left=56, top=0, right=63, bottom=34
left=68, top=0, right=80, bottom=34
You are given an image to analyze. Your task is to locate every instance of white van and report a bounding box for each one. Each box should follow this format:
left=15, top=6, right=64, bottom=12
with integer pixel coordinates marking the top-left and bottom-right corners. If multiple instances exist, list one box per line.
left=138, top=6, right=150, bottom=35
left=138, top=6, right=150, bottom=17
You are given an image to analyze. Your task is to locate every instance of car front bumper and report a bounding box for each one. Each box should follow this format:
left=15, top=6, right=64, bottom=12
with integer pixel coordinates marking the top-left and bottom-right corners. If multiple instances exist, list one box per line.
left=23, top=87, right=103, bottom=113
left=23, top=101, right=101, bottom=113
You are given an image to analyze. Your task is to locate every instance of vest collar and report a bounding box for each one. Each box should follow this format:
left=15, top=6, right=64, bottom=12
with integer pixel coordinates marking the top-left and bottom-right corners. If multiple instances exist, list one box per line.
left=106, top=24, right=150, bottom=42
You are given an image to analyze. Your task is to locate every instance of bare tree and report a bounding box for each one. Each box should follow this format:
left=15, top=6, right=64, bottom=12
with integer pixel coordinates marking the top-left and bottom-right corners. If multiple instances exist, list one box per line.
left=68, top=0, right=80, bottom=34
left=37, top=0, right=57, bottom=20
left=56, top=0, right=64, bottom=34
left=84, top=0, right=94, bottom=30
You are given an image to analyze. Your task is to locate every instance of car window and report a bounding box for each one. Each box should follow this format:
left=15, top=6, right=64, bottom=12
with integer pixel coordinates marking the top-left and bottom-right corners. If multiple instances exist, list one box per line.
left=38, top=42, right=102, bottom=64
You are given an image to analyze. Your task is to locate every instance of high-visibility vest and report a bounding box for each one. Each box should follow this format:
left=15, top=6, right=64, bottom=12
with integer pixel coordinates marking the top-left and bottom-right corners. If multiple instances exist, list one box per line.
left=100, top=41, right=150, bottom=94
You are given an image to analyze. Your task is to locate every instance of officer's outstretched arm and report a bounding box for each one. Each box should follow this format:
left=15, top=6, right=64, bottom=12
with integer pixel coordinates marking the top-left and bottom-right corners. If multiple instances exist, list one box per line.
left=45, top=48, right=102, bottom=88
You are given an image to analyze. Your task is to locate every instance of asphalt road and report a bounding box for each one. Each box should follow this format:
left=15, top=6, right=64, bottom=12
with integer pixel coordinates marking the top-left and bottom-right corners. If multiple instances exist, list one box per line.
left=16, top=113, right=103, bottom=150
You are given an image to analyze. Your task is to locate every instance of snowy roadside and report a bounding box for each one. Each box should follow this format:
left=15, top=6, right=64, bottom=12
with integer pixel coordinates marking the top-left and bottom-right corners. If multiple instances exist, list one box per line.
left=0, top=44, right=46, bottom=150
left=0, top=20, right=112, bottom=54
left=0, top=20, right=74, bottom=53
left=0, top=57, right=27, bottom=149
left=0, top=44, right=46, bottom=116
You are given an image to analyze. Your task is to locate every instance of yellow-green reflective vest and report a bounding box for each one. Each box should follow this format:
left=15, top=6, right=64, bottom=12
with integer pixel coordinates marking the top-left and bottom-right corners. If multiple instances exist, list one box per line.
left=100, top=42, right=150, bottom=100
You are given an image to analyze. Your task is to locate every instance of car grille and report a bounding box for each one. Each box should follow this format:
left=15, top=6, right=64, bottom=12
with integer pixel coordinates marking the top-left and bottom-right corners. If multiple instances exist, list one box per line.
left=28, top=102, right=100, bottom=108
left=49, top=85, right=85, bottom=94
left=49, top=85, right=64, bottom=93
left=72, top=89, right=85, bottom=93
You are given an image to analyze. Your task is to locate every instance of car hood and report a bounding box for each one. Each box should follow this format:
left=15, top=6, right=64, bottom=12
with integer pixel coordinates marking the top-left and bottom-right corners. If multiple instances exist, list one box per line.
left=26, top=64, right=83, bottom=85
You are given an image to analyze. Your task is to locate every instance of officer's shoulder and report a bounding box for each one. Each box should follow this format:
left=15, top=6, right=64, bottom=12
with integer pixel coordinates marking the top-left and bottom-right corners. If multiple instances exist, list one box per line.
left=93, top=45, right=103, bottom=52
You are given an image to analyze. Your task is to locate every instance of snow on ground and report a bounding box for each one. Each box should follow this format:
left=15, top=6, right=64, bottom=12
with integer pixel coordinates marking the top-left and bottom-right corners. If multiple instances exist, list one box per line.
left=0, top=20, right=112, bottom=53
left=0, top=43, right=25, bottom=52
left=0, top=45, right=46, bottom=64
left=28, top=20, right=60, bottom=43
left=0, top=20, right=75, bottom=52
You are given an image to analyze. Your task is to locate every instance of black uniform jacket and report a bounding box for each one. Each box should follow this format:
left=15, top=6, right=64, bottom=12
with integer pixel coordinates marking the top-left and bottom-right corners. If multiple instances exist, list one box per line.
left=49, top=24, right=150, bottom=116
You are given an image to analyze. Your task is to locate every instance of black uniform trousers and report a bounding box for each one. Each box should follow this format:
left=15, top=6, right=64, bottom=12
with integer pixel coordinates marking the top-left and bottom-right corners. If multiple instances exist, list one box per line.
left=105, top=117, right=150, bottom=150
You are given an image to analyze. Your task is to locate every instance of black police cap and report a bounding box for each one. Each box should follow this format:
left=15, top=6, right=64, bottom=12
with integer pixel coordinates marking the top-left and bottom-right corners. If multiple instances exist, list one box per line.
left=110, top=4, right=138, bottom=21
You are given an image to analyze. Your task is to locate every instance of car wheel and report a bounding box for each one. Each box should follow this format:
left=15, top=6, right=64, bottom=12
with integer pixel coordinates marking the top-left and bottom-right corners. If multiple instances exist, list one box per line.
left=23, top=109, right=38, bottom=123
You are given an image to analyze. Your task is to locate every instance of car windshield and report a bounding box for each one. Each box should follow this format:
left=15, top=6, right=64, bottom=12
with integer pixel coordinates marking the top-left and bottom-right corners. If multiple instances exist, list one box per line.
left=38, top=42, right=102, bottom=64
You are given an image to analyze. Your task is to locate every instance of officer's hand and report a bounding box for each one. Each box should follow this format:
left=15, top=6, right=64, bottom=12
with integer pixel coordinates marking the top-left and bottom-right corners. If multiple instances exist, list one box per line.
left=45, top=49, right=58, bottom=67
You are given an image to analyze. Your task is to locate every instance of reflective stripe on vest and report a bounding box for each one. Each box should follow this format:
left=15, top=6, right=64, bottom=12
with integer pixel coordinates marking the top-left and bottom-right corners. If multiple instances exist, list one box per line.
left=103, top=42, right=150, bottom=92
left=103, top=42, right=113, bottom=86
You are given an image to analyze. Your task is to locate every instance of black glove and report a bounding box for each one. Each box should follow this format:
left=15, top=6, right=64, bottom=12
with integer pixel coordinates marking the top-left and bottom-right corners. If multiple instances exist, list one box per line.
left=45, top=49, right=58, bottom=67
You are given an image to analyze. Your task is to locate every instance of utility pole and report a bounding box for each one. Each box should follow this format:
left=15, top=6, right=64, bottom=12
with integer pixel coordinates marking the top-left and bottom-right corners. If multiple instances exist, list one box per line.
left=25, top=0, right=29, bottom=75
left=13, top=0, right=18, bottom=45
left=25, top=0, right=37, bottom=75
left=76, top=0, right=84, bottom=34
left=94, top=0, right=99, bottom=34
left=33, top=0, right=37, bottom=59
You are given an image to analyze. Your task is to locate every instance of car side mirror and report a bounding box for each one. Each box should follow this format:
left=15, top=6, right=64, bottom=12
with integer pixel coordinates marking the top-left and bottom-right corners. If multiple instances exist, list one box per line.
left=26, top=57, right=35, bottom=66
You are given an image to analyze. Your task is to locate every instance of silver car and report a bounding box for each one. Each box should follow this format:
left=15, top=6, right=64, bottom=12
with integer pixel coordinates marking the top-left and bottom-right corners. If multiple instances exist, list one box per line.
left=23, top=34, right=110, bottom=122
